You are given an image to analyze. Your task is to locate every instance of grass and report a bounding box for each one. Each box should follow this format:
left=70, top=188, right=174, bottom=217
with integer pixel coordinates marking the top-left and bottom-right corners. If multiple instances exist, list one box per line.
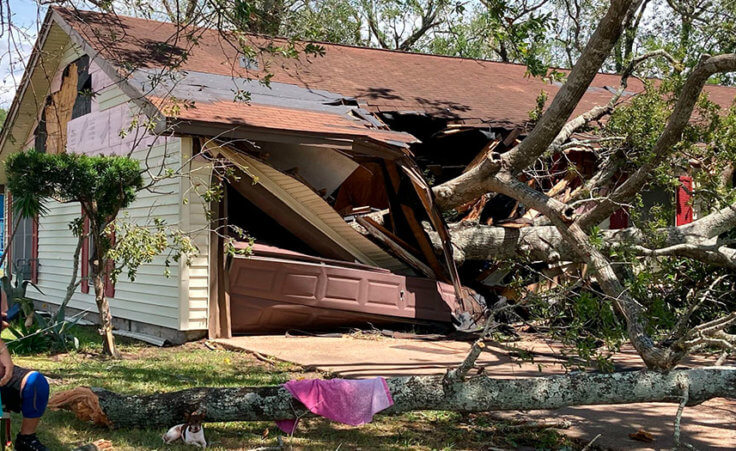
left=3, top=327, right=580, bottom=450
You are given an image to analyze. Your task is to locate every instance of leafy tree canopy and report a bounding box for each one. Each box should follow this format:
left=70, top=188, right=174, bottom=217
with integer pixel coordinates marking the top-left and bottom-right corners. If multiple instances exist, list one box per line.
left=5, top=151, right=144, bottom=224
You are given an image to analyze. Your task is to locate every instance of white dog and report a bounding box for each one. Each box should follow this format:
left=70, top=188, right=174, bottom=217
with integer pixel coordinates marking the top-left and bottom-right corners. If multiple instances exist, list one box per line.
left=162, top=413, right=207, bottom=448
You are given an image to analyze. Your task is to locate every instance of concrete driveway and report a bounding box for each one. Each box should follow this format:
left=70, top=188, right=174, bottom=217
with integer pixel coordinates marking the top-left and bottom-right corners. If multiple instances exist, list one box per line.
left=217, top=333, right=736, bottom=449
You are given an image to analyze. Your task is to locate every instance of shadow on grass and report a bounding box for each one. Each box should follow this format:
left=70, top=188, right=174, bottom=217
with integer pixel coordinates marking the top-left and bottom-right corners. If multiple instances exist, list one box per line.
left=41, top=350, right=291, bottom=393
left=37, top=410, right=578, bottom=450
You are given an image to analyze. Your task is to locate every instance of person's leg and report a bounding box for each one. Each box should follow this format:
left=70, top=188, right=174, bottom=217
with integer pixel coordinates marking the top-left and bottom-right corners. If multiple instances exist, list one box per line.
left=19, top=417, right=41, bottom=435
left=14, top=371, right=49, bottom=451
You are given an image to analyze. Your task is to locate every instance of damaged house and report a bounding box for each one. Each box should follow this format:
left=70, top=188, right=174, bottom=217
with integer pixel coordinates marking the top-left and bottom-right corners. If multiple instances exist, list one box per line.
left=1, top=7, right=734, bottom=342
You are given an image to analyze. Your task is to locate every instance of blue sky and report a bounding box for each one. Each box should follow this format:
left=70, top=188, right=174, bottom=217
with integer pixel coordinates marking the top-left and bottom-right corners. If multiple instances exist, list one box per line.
left=0, top=0, right=48, bottom=108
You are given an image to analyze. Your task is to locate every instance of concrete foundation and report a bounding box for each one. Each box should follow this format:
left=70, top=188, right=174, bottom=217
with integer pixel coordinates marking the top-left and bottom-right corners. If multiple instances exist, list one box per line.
left=32, top=299, right=206, bottom=345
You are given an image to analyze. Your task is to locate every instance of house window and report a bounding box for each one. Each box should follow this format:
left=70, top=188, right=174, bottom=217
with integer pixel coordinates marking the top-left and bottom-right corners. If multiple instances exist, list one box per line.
left=72, top=55, right=92, bottom=119
left=8, top=195, right=39, bottom=282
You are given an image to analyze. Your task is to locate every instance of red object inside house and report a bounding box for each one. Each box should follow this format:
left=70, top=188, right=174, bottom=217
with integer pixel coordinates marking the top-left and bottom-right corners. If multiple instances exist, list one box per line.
left=676, top=176, right=694, bottom=226
left=609, top=207, right=629, bottom=229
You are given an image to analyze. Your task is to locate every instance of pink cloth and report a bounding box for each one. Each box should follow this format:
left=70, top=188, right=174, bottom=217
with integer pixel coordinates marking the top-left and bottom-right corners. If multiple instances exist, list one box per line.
left=276, top=377, right=394, bottom=434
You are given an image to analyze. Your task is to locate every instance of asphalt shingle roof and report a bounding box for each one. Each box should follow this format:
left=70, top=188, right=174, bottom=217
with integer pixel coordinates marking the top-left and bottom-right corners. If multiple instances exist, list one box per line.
left=54, top=7, right=736, bottom=133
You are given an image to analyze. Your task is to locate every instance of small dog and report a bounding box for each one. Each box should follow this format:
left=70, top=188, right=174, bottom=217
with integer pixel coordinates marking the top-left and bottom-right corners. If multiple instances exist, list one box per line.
left=162, top=412, right=207, bottom=448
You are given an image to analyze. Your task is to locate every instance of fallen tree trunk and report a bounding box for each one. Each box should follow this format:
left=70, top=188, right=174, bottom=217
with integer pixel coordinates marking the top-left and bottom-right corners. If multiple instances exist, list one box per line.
left=424, top=216, right=736, bottom=268
left=50, top=368, right=736, bottom=429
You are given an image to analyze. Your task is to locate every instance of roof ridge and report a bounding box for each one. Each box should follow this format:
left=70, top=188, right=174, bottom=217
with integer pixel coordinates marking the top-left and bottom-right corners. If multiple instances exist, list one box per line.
left=57, top=6, right=736, bottom=92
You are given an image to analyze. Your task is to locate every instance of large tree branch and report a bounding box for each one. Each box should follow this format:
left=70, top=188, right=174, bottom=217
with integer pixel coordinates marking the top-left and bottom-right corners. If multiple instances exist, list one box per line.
left=577, top=53, right=736, bottom=229
left=558, top=222, right=684, bottom=370
left=438, top=166, right=722, bottom=369
left=363, top=1, right=390, bottom=49
left=432, top=0, right=641, bottom=211
left=49, top=368, right=736, bottom=429
left=550, top=49, right=680, bottom=152
left=440, top=164, right=671, bottom=367
left=433, top=196, right=736, bottom=267
left=632, top=243, right=736, bottom=270
left=679, top=202, right=736, bottom=239
left=501, top=0, right=641, bottom=172
left=433, top=223, right=735, bottom=268
left=398, top=0, right=441, bottom=51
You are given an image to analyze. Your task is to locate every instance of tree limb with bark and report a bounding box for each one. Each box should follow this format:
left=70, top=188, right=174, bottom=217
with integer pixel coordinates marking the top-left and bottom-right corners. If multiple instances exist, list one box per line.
left=426, top=0, right=736, bottom=371
left=49, top=367, right=736, bottom=429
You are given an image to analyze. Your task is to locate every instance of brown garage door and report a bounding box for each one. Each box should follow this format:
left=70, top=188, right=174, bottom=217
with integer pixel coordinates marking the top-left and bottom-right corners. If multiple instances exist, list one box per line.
left=229, top=251, right=459, bottom=334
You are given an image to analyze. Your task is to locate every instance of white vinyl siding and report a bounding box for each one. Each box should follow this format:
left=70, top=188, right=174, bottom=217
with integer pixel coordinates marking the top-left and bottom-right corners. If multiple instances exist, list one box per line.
left=178, top=137, right=211, bottom=330
left=11, top=39, right=210, bottom=333
left=35, top=140, right=183, bottom=329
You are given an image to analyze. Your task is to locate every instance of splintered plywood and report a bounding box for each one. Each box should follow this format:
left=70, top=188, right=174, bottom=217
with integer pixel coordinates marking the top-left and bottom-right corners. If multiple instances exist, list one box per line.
left=215, top=145, right=407, bottom=273
left=44, top=62, right=78, bottom=154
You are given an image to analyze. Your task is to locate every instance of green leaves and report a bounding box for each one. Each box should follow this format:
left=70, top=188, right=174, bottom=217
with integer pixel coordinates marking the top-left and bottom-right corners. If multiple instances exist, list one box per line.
left=5, top=151, right=144, bottom=224
left=1, top=268, right=43, bottom=307
left=106, top=216, right=198, bottom=283
left=528, top=90, right=548, bottom=123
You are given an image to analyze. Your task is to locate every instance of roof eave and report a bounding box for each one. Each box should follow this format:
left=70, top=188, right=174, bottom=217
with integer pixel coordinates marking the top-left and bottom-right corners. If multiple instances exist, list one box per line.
left=0, top=9, right=55, bottom=155
left=171, top=117, right=414, bottom=158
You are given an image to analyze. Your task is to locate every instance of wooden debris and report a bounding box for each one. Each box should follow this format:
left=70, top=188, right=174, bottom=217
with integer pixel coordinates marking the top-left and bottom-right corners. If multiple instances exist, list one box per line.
left=356, top=216, right=435, bottom=278
left=463, top=140, right=500, bottom=174
left=348, top=206, right=371, bottom=216
left=384, top=162, right=446, bottom=279
left=461, top=195, right=489, bottom=223
left=45, top=62, right=79, bottom=154
left=546, top=172, right=577, bottom=199
left=502, top=127, right=523, bottom=148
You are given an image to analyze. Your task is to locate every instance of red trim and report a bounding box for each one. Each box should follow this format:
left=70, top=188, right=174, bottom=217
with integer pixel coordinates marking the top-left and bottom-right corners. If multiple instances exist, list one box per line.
left=31, top=216, right=39, bottom=283
left=5, top=192, right=11, bottom=275
left=104, top=229, right=115, bottom=298
left=676, top=176, right=694, bottom=226
left=81, top=210, right=89, bottom=294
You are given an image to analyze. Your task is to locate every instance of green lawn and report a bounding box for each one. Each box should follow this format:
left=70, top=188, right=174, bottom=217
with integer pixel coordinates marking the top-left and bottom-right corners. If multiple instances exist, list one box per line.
left=4, top=327, right=579, bottom=450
